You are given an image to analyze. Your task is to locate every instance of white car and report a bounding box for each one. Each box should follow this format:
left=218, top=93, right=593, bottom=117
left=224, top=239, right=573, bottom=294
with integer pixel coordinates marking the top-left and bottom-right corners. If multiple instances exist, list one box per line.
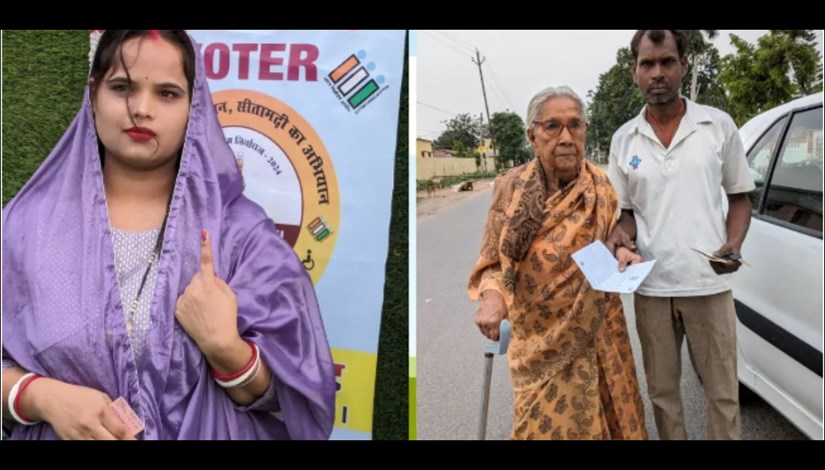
left=734, top=91, right=823, bottom=439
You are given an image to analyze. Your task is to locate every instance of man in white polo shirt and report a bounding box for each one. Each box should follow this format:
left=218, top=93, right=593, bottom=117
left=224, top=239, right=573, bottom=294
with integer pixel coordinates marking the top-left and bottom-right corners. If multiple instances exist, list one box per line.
left=606, top=30, right=755, bottom=440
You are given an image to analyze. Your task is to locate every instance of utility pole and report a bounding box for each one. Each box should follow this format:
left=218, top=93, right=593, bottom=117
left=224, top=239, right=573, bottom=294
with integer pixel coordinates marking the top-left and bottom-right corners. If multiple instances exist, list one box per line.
left=472, top=48, right=497, bottom=171
left=478, top=113, right=486, bottom=172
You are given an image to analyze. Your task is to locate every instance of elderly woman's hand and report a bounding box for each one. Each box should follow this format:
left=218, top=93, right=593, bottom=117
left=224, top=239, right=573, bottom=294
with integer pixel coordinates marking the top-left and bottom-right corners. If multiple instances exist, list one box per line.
left=475, top=290, right=509, bottom=341
left=616, top=246, right=643, bottom=272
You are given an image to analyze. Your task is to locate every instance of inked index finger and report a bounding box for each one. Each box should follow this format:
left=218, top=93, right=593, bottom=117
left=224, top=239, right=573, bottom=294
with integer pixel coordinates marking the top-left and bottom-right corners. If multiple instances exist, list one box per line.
left=200, top=229, right=215, bottom=278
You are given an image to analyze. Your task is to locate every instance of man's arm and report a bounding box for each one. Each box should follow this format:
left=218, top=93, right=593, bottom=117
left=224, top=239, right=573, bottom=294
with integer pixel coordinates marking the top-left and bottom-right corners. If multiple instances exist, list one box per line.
left=712, top=193, right=752, bottom=274
left=606, top=209, right=637, bottom=255
left=714, top=111, right=756, bottom=275
left=606, top=131, right=636, bottom=256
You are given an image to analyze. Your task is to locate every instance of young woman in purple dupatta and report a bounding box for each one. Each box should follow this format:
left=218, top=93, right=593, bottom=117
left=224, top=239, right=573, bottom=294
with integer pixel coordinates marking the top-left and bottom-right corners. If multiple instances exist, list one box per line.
left=1, top=30, right=335, bottom=440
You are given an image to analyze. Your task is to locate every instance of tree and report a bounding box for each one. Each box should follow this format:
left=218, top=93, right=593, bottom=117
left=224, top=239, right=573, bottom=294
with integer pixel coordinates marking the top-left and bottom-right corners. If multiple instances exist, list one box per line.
left=586, top=48, right=645, bottom=157
left=452, top=139, right=477, bottom=159
left=433, top=113, right=479, bottom=151
left=719, top=34, right=787, bottom=125
left=769, top=30, right=823, bottom=95
left=683, top=30, right=719, bottom=101
left=490, top=111, right=531, bottom=167
left=719, top=30, right=823, bottom=125
left=682, top=44, right=730, bottom=114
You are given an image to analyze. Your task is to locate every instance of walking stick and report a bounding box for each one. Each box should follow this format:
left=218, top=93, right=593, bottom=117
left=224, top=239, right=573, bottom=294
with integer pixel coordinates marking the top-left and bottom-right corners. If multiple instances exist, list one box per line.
left=478, top=319, right=511, bottom=440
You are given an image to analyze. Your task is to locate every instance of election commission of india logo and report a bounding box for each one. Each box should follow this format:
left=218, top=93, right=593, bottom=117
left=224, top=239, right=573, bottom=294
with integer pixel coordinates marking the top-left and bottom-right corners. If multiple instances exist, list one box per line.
left=325, top=50, right=390, bottom=114
left=212, top=90, right=340, bottom=284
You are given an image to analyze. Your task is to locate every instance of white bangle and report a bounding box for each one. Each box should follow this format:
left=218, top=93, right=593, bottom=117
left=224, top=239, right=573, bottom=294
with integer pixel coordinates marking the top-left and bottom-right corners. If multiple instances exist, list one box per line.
left=214, top=344, right=261, bottom=389
left=8, top=373, right=40, bottom=425
left=236, top=356, right=262, bottom=388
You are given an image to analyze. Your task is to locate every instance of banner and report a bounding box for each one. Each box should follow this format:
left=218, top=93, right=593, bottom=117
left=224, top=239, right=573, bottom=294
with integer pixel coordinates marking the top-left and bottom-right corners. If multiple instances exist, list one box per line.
left=90, top=30, right=405, bottom=439
left=191, top=30, right=404, bottom=440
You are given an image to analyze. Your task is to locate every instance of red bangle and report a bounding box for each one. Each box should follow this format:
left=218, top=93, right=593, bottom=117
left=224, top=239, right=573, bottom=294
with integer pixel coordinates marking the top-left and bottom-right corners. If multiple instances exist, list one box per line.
left=14, top=374, right=43, bottom=423
left=209, top=339, right=257, bottom=381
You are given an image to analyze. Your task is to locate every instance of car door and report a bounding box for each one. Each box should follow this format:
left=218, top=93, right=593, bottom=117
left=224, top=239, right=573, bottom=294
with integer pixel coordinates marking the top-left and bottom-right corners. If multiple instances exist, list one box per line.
left=734, top=103, right=823, bottom=438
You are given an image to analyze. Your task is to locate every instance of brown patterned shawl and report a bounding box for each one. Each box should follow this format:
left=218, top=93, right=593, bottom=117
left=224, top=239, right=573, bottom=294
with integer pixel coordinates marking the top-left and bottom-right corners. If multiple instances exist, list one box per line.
left=468, top=158, right=647, bottom=440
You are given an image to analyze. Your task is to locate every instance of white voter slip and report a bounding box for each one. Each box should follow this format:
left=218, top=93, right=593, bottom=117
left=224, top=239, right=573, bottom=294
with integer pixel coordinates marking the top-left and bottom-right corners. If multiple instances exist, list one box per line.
left=571, top=241, right=656, bottom=294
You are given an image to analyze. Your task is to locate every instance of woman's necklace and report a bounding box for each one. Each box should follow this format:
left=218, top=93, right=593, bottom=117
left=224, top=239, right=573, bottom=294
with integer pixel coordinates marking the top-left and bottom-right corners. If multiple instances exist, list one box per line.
left=126, top=202, right=171, bottom=335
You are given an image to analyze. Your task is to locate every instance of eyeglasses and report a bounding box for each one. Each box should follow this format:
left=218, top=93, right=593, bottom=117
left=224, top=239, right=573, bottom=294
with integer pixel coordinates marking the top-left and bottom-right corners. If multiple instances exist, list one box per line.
left=532, top=118, right=587, bottom=137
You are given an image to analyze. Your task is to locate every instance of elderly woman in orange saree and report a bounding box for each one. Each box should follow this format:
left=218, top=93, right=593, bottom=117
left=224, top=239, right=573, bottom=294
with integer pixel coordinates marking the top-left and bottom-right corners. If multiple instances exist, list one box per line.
left=468, top=86, right=648, bottom=440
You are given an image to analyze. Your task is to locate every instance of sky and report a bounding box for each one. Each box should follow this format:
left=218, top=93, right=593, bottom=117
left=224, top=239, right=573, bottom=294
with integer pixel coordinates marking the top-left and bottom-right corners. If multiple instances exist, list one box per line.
left=416, top=30, right=825, bottom=140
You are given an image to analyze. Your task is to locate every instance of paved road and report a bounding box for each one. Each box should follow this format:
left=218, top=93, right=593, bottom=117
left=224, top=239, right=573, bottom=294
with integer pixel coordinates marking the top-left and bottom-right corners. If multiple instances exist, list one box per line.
left=416, top=186, right=807, bottom=440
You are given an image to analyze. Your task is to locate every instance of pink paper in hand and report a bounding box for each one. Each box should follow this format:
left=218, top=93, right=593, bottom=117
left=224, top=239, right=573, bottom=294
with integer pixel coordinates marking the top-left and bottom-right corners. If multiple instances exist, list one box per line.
left=109, top=397, right=144, bottom=437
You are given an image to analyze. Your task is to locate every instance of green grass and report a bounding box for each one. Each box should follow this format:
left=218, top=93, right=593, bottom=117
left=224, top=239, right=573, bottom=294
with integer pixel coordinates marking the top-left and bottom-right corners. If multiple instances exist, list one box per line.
left=2, top=30, right=90, bottom=206
left=2, top=30, right=408, bottom=440
left=408, top=357, right=416, bottom=440
left=416, top=171, right=498, bottom=192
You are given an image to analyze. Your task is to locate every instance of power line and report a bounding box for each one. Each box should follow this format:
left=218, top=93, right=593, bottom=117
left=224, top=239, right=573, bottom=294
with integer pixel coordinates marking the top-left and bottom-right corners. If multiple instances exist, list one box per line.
left=417, top=101, right=460, bottom=116
left=484, top=78, right=508, bottom=112
left=440, top=31, right=476, bottom=51
left=420, top=30, right=473, bottom=59
left=433, top=30, right=475, bottom=53
left=436, top=29, right=517, bottom=112
left=484, top=71, right=509, bottom=112
left=484, top=59, right=516, bottom=111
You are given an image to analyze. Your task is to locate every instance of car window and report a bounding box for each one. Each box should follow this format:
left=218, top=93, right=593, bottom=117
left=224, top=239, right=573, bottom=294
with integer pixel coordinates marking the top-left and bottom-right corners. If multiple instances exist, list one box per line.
left=746, top=115, right=788, bottom=207
left=763, top=106, right=823, bottom=235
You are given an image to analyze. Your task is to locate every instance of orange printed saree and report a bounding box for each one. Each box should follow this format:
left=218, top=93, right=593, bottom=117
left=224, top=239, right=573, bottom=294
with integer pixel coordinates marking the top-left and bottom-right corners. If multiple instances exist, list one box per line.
left=469, top=159, right=647, bottom=440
